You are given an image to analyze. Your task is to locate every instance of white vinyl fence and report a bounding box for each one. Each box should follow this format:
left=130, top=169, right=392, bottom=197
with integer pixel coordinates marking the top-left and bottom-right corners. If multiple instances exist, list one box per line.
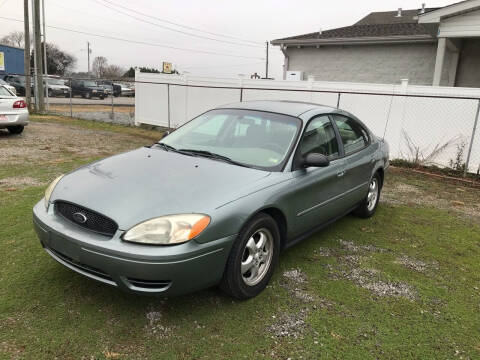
left=135, top=71, right=480, bottom=174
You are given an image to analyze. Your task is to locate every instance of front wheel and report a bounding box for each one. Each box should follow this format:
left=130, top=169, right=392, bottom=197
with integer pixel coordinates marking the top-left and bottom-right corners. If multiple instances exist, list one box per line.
left=220, top=213, right=280, bottom=299
left=353, top=173, right=381, bottom=218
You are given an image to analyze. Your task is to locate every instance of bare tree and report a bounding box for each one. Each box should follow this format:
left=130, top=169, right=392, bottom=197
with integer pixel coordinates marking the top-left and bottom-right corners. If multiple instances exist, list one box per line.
left=0, top=31, right=25, bottom=47
left=92, top=56, right=108, bottom=78
left=102, top=64, right=124, bottom=79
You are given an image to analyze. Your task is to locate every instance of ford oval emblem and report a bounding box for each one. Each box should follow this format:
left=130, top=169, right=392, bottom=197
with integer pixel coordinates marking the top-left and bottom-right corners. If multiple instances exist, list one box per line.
left=72, top=212, right=88, bottom=224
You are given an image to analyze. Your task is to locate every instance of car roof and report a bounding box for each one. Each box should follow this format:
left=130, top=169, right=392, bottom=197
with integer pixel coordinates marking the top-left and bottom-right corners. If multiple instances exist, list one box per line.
left=215, top=100, right=337, bottom=118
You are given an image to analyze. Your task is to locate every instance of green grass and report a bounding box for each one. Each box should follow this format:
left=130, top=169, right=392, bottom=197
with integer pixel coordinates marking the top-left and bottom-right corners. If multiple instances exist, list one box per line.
left=1, top=116, right=479, bottom=359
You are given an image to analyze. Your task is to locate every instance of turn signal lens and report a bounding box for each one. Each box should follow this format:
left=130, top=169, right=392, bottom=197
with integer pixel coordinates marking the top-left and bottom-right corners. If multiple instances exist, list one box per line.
left=44, top=174, right=64, bottom=209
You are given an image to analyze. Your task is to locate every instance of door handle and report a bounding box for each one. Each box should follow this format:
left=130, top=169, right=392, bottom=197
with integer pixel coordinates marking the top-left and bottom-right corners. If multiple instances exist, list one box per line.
left=337, top=171, right=345, bottom=177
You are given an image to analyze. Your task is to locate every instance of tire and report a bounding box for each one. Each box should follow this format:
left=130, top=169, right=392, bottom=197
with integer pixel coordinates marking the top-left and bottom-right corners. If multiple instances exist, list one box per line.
left=220, top=213, right=280, bottom=300
left=48, top=89, right=53, bottom=97
left=353, top=172, right=382, bottom=218
left=99, top=96, right=105, bottom=100
left=7, top=125, right=24, bottom=134
left=85, top=92, right=91, bottom=99
left=65, top=94, right=70, bottom=98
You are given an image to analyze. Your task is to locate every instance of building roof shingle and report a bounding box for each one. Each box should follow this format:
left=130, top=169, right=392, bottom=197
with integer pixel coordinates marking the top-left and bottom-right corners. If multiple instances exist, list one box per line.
left=271, top=8, right=441, bottom=44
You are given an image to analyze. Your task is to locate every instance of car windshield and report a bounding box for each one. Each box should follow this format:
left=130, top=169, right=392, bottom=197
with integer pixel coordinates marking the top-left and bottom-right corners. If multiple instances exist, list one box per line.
left=12, top=76, right=25, bottom=84
left=84, top=81, right=97, bottom=86
left=161, top=109, right=301, bottom=170
left=47, top=79, right=65, bottom=85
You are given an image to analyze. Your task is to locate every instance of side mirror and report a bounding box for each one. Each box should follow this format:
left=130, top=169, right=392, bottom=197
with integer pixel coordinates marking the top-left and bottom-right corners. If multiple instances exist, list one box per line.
left=302, top=153, right=330, bottom=168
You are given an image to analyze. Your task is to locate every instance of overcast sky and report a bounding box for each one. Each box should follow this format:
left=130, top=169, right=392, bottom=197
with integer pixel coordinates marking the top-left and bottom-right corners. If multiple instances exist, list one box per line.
left=1, top=0, right=454, bottom=79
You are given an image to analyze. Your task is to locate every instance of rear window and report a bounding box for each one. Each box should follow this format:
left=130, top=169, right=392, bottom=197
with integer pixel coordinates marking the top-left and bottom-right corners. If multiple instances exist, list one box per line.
left=0, top=86, right=14, bottom=96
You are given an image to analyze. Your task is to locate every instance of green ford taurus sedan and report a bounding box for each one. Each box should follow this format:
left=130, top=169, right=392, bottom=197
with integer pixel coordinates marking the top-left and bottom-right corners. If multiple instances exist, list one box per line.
left=33, top=101, right=389, bottom=299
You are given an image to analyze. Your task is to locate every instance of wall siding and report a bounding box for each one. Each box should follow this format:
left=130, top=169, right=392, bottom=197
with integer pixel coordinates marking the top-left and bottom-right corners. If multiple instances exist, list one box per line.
left=439, top=9, right=480, bottom=37
left=286, top=43, right=439, bottom=85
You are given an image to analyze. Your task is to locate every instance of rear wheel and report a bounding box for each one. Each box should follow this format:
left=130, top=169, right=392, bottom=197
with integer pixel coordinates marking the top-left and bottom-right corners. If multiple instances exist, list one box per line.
left=7, top=125, right=24, bottom=134
left=48, top=89, right=53, bottom=97
left=220, top=213, right=280, bottom=299
left=354, top=172, right=381, bottom=218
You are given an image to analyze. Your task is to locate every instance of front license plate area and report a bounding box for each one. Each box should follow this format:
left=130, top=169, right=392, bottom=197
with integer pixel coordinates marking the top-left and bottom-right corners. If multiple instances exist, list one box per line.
left=49, top=232, right=81, bottom=262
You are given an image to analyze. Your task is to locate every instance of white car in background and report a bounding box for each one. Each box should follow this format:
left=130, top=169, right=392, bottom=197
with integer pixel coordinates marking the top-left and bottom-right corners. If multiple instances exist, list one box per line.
left=0, top=85, right=29, bottom=134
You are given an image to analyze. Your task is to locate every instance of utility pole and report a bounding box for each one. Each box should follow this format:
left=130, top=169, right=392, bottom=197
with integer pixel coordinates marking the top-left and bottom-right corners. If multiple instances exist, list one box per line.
left=42, top=0, right=48, bottom=110
left=31, top=0, right=38, bottom=111
left=33, top=0, right=44, bottom=112
left=265, top=41, right=269, bottom=79
left=87, top=41, right=91, bottom=74
left=23, top=0, right=32, bottom=112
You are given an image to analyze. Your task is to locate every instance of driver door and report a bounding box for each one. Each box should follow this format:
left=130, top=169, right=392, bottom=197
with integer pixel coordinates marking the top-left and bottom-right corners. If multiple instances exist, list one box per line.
left=286, top=115, right=349, bottom=237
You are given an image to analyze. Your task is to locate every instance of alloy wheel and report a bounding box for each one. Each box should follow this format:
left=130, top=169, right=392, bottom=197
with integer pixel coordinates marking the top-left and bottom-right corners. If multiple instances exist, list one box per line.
left=241, top=228, right=274, bottom=286
left=367, top=178, right=379, bottom=211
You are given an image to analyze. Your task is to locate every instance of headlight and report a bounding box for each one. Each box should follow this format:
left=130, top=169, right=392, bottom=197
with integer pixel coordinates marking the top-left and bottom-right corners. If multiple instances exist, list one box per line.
left=44, top=174, right=64, bottom=209
left=123, top=214, right=210, bottom=245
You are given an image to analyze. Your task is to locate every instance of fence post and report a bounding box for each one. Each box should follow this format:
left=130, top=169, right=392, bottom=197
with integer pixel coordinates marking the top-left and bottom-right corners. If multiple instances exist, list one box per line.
left=464, top=99, right=480, bottom=177
left=167, top=83, right=171, bottom=129
left=69, top=77, right=73, bottom=118
left=336, top=93, right=341, bottom=108
left=111, top=81, right=114, bottom=122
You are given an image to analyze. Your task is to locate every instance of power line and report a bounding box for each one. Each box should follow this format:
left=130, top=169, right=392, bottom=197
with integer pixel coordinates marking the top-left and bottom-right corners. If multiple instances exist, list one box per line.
left=98, top=0, right=263, bottom=46
left=90, top=0, right=264, bottom=48
left=0, top=16, right=265, bottom=60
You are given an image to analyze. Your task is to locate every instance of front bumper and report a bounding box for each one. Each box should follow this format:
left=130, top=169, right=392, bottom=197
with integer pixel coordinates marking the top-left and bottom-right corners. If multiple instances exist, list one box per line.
left=32, top=201, right=236, bottom=296
left=49, top=88, right=69, bottom=97
left=0, top=110, right=29, bottom=128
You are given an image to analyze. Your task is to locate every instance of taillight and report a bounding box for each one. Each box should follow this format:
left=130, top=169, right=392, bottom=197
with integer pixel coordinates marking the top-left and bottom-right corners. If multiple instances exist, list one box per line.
left=13, top=100, right=27, bottom=109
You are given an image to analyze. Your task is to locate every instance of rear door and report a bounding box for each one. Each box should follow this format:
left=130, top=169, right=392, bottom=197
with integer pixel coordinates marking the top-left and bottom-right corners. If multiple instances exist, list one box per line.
left=286, top=115, right=349, bottom=237
left=332, top=114, right=375, bottom=206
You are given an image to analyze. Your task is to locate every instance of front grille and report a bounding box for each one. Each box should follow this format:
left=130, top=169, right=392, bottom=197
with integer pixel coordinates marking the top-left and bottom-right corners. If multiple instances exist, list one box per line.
left=55, top=201, right=118, bottom=237
left=49, top=248, right=114, bottom=283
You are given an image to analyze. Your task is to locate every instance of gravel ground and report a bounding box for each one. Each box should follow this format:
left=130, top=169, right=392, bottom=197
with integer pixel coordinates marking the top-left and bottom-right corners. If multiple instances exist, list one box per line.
left=0, top=122, right=150, bottom=167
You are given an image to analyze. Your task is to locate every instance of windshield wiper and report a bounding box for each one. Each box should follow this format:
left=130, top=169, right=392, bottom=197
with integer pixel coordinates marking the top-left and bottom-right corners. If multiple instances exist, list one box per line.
left=156, top=142, right=178, bottom=152
left=178, top=149, right=250, bottom=168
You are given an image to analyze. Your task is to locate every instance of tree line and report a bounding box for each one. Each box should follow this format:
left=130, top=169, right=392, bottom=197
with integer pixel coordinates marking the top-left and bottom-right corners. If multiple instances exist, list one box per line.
left=1, top=30, right=171, bottom=79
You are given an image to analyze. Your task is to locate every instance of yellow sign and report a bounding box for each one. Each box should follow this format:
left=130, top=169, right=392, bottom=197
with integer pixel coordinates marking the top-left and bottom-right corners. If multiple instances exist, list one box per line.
left=163, top=62, right=172, bottom=74
left=0, top=52, right=4, bottom=71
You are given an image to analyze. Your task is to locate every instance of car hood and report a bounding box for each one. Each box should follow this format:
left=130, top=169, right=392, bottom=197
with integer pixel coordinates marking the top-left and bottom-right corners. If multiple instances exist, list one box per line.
left=51, top=147, right=271, bottom=230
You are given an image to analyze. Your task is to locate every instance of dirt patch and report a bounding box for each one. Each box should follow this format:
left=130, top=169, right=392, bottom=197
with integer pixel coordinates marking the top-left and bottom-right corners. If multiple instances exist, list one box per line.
left=0, top=176, right=45, bottom=189
left=381, top=170, right=480, bottom=224
left=144, top=309, right=174, bottom=338
left=323, top=240, right=416, bottom=301
left=339, top=239, right=387, bottom=253
left=268, top=308, right=310, bottom=339
left=395, top=255, right=428, bottom=273
left=0, top=122, right=149, bottom=166
left=281, top=268, right=315, bottom=303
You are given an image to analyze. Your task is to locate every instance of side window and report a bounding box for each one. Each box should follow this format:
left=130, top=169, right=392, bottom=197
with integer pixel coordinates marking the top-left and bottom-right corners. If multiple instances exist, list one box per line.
left=298, top=115, right=339, bottom=159
left=333, top=115, right=369, bottom=155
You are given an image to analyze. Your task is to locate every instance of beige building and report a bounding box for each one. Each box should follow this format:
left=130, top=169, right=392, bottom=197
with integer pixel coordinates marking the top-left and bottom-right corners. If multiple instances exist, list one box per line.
left=271, top=0, right=480, bottom=87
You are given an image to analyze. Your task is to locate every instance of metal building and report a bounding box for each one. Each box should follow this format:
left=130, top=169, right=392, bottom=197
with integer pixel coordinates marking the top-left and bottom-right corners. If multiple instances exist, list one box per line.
left=0, top=44, right=25, bottom=76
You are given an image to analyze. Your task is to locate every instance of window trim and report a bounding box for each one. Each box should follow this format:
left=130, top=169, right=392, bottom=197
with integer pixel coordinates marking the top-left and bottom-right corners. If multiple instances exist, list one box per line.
left=331, top=114, right=371, bottom=158
left=291, top=114, right=343, bottom=171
